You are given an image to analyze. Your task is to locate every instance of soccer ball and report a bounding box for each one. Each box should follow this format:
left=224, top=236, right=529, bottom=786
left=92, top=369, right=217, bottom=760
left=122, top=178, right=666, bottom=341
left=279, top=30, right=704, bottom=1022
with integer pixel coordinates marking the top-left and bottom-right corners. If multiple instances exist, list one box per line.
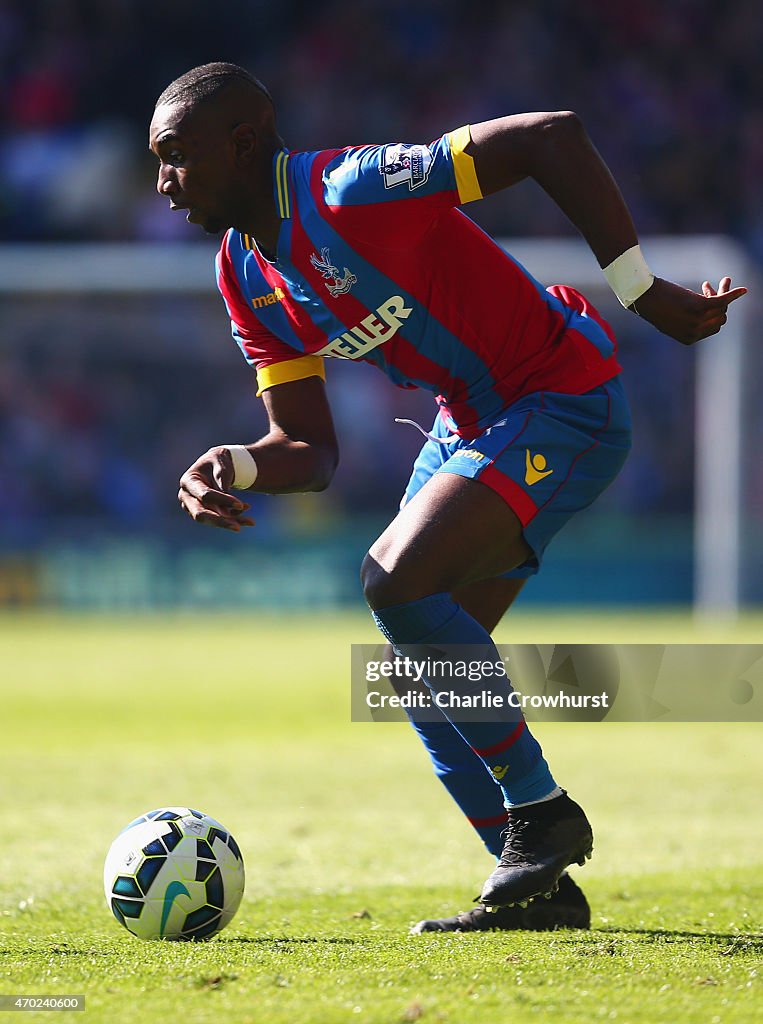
left=104, top=807, right=245, bottom=941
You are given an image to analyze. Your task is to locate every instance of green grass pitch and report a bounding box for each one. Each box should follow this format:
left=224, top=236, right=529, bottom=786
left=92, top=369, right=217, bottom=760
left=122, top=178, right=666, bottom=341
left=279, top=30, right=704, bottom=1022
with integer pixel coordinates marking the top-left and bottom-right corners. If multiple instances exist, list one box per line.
left=1, top=611, right=761, bottom=1023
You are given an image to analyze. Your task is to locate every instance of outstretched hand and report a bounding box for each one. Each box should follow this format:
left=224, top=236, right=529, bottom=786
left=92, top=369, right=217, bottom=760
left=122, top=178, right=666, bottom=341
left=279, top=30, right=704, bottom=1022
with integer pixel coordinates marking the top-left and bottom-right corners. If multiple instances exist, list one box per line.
left=633, top=276, right=747, bottom=346
left=178, top=447, right=256, bottom=532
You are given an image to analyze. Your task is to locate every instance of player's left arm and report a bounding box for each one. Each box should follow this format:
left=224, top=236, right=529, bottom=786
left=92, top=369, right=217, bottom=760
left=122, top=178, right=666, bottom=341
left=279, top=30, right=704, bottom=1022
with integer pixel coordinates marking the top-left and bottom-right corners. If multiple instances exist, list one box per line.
left=177, top=376, right=339, bottom=532
left=463, top=112, right=746, bottom=345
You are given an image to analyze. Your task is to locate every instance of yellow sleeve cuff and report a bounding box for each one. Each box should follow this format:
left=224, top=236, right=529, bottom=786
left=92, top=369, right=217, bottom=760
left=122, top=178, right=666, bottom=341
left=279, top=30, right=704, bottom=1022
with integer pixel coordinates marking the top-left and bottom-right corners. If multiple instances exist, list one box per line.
left=256, top=355, right=326, bottom=396
left=449, top=125, right=483, bottom=204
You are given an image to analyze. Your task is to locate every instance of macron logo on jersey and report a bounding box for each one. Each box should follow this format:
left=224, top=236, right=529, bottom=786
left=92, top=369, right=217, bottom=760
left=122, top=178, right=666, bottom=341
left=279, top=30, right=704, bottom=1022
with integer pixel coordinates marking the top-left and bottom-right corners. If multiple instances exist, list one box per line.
left=252, top=286, right=285, bottom=309
left=317, top=295, right=412, bottom=359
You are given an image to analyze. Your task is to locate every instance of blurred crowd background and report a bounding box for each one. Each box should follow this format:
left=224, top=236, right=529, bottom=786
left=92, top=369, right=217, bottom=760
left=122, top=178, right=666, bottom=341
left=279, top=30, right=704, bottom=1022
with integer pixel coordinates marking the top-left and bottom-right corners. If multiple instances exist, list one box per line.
left=2, top=0, right=763, bottom=246
left=0, top=0, right=760, bottom=606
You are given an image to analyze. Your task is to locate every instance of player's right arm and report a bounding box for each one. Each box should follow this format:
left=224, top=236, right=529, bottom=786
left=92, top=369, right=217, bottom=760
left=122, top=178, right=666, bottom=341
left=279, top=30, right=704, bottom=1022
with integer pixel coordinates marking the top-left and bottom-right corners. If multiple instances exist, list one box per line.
left=177, top=375, right=339, bottom=532
left=322, top=121, right=746, bottom=345
left=462, top=112, right=747, bottom=344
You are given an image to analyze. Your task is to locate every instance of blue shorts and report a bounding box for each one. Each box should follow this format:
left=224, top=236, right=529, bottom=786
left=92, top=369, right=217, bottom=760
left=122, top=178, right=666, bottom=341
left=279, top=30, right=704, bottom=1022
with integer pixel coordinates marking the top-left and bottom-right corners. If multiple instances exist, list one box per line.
left=400, top=377, right=632, bottom=578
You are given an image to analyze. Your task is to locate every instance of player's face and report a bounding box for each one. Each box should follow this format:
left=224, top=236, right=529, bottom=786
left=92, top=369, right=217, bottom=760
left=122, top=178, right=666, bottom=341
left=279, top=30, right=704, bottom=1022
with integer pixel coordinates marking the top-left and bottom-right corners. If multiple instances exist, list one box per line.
left=149, top=103, right=240, bottom=235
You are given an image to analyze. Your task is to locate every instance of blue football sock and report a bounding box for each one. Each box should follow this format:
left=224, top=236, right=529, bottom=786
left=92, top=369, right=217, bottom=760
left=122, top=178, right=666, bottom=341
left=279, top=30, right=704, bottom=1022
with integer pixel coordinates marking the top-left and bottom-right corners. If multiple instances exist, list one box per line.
left=373, top=592, right=558, bottom=807
left=407, top=711, right=508, bottom=857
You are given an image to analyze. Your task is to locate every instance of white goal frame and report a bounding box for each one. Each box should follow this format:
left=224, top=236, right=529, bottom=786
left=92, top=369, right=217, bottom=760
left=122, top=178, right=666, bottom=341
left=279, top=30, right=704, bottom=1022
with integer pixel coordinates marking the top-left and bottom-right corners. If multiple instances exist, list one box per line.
left=0, top=236, right=755, bottom=616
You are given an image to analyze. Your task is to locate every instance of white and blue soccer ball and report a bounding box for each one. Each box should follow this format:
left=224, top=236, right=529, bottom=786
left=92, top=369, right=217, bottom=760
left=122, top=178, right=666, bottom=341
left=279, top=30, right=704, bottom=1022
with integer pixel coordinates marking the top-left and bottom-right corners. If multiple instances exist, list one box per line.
left=104, top=807, right=245, bottom=941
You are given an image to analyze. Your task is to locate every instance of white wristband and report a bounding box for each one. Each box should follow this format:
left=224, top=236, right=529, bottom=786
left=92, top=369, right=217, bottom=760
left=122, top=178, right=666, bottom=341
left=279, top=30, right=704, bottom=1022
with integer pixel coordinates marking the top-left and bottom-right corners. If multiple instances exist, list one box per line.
left=603, top=244, right=655, bottom=308
left=224, top=445, right=258, bottom=490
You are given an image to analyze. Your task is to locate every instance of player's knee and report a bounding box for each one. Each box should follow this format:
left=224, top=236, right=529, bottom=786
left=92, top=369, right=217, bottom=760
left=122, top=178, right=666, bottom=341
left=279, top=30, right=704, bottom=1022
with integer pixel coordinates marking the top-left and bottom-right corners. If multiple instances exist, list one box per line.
left=360, top=552, right=413, bottom=610
left=360, top=553, right=388, bottom=609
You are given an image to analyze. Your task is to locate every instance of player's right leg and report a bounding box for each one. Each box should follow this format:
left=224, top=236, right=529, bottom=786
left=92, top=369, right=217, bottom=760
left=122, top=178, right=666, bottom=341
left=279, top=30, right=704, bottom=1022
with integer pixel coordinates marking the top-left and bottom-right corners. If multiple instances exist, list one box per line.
left=410, top=873, right=591, bottom=933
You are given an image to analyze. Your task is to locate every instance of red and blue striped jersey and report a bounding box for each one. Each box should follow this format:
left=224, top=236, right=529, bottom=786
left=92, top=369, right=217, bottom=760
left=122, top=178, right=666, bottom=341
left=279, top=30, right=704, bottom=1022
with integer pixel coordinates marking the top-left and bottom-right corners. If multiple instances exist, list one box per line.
left=215, top=126, right=621, bottom=439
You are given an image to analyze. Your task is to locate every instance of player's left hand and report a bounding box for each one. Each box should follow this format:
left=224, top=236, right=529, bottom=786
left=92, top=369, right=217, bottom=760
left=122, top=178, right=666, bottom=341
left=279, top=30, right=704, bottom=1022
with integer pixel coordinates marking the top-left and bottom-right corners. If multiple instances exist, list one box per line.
left=632, top=276, right=747, bottom=345
left=178, top=447, right=256, bottom=532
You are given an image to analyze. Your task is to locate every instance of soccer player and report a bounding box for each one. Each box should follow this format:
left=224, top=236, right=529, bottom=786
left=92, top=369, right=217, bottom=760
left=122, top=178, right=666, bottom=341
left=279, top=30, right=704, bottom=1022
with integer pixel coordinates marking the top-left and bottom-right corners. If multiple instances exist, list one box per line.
left=150, top=63, right=745, bottom=932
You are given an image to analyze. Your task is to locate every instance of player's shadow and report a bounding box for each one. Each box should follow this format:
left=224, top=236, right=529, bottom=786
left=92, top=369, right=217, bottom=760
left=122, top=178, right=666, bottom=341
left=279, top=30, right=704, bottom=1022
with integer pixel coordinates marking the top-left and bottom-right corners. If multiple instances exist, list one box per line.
left=223, top=929, right=762, bottom=952
left=593, top=927, right=762, bottom=952
left=222, top=936, right=360, bottom=945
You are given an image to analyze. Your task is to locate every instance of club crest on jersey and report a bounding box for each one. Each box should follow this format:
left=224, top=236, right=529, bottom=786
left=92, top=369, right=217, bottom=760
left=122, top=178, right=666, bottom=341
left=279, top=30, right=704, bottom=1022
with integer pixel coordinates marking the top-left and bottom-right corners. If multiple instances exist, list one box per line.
left=380, top=143, right=433, bottom=191
left=309, top=247, right=357, bottom=297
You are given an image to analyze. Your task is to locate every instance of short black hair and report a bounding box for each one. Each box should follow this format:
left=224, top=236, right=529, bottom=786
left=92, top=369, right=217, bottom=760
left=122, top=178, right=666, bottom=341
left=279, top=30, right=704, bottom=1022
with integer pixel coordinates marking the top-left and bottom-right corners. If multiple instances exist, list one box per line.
left=155, top=62, right=273, bottom=111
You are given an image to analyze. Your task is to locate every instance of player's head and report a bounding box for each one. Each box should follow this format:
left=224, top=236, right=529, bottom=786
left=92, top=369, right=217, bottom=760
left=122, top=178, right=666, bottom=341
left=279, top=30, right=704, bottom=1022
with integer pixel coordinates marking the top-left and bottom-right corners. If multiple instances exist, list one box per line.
left=149, top=62, right=281, bottom=235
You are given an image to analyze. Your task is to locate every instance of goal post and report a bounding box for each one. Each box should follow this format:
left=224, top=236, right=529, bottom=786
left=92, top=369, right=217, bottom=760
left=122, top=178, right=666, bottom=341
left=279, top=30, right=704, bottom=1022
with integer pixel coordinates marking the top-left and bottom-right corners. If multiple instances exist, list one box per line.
left=0, top=236, right=756, bottom=616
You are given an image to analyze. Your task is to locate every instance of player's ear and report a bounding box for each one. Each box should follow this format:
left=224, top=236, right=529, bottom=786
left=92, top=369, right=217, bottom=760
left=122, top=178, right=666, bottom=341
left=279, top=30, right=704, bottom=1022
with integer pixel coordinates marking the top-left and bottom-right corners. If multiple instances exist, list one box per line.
left=231, top=123, right=257, bottom=165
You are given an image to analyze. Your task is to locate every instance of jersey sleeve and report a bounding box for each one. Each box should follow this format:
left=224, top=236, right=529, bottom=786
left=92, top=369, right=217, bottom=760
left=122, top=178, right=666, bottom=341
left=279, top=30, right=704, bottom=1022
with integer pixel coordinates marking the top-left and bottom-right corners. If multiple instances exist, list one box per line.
left=321, top=125, right=483, bottom=211
left=215, top=237, right=325, bottom=396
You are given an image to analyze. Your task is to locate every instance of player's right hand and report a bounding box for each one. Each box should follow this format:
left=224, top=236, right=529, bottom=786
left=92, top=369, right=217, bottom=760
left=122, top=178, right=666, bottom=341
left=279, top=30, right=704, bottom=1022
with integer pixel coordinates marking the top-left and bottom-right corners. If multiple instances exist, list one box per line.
left=178, top=447, right=255, bottom=532
left=633, top=276, right=747, bottom=345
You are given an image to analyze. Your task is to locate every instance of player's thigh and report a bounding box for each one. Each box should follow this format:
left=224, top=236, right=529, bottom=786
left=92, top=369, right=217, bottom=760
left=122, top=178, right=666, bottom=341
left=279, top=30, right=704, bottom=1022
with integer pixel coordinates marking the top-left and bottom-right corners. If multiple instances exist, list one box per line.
left=361, top=472, right=533, bottom=610
left=363, top=379, right=630, bottom=610
left=435, top=380, right=632, bottom=581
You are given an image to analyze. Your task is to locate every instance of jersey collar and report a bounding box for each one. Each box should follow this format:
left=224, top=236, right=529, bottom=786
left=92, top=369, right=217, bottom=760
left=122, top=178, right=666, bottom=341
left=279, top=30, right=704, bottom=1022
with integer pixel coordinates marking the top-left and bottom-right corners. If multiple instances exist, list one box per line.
left=239, top=148, right=291, bottom=257
left=273, top=148, right=291, bottom=220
